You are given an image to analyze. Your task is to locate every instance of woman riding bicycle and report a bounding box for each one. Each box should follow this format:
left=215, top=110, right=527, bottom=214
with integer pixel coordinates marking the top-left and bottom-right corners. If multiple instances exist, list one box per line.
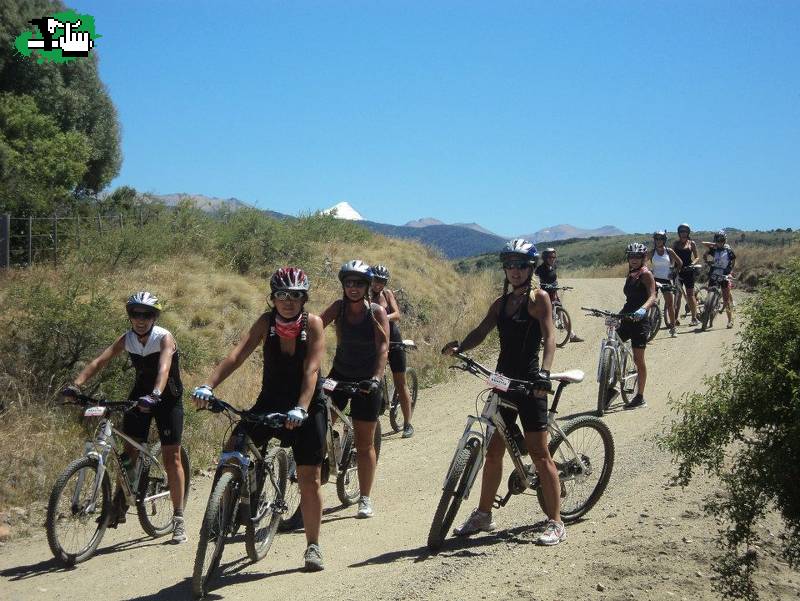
left=700, top=230, right=736, bottom=329
left=535, top=248, right=583, bottom=343
left=443, top=239, right=565, bottom=546
left=369, top=264, right=415, bottom=438
left=649, top=231, right=683, bottom=337
left=320, top=260, right=390, bottom=520
left=672, top=223, right=700, bottom=326
left=191, top=268, right=328, bottom=571
left=61, top=292, right=188, bottom=544
left=616, top=243, right=657, bottom=409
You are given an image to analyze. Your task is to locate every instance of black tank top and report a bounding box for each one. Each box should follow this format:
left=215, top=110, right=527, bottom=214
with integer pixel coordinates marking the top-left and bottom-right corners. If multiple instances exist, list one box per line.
left=378, top=290, right=402, bottom=341
left=256, top=312, right=322, bottom=412
left=496, top=292, right=541, bottom=380
left=622, top=274, right=649, bottom=314
left=535, top=264, right=558, bottom=287
left=332, top=302, right=381, bottom=379
left=673, top=242, right=693, bottom=269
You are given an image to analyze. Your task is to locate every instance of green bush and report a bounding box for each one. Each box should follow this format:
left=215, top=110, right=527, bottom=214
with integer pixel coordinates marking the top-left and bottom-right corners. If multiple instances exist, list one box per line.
left=661, top=258, right=800, bottom=600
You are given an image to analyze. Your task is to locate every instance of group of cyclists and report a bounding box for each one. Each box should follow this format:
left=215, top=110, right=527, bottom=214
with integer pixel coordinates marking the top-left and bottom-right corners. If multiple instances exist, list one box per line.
left=58, top=222, right=736, bottom=572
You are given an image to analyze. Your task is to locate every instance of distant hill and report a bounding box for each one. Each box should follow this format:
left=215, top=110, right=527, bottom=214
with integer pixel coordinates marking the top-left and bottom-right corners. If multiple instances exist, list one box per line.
left=454, top=222, right=501, bottom=236
left=322, top=201, right=364, bottom=221
left=523, top=224, right=626, bottom=242
left=150, top=193, right=290, bottom=220
left=359, top=221, right=506, bottom=259
left=405, top=218, right=445, bottom=228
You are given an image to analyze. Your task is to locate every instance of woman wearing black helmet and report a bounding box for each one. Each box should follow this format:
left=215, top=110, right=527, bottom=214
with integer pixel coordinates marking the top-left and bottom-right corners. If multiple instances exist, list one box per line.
left=320, top=260, right=390, bottom=520
left=700, top=230, right=736, bottom=328
left=443, top=239, right=565, bottom=546
left=369, top=264, right=415, bottom=438
left=616, top=243, right=657, bottom=409
left=192, top=267, right=328, bottom=571
left=672, top=223, right=700, bottom=326
left=535, top=247, right=584, bottom=343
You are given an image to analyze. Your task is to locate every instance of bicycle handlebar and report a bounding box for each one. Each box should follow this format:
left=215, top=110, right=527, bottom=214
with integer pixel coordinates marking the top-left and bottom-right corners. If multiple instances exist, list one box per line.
left=64, top=394, right=137, bottom=412
left=447, top=352, right=540, bottom=395
left=204, top=396, right=288, bottom=428
left=580, top=307, right=636, bottom=319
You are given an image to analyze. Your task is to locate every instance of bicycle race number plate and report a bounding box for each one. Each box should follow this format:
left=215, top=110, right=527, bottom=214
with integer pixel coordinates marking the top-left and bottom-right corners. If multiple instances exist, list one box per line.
left=322, top=378, right=338, bottom=393
left=83, top=406, right=106, bottom=418
left=488, top=372, right=511, bottom=392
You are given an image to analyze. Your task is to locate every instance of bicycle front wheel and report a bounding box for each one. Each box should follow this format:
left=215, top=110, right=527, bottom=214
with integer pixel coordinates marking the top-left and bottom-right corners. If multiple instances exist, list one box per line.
left=647, top=304, right=661, bottom=342
left=427, top=436, right=482, bottom=552
left=46, top=456, right=111, bottom=565
left=554, top=306, right=572, bottom=348
left=137, top=443, right=191, bottom=537
left=246, top=447, right=288, bottom=562
left=336, top=427, right=360, bottom=505
left=701, top=293, right=714, bottom=330
left=539, top=416, right=614, bottom=522
left=192, top=469, right=240, bottom=599
left=279, top=450, right=303, bottom=532
left=596, top=347, right=615, bottom=417
left=389, top=368, right=418, bottom=433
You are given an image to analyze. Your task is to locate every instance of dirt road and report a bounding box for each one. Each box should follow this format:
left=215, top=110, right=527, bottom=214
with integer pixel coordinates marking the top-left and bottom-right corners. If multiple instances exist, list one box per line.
left=1, top=279, right=796, bottom=601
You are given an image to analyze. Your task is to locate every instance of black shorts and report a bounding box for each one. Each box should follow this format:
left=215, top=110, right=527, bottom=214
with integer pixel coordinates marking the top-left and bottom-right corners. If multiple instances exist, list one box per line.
left=327, top=368, right=382, bottom=422
left=498, top=392, right=548, bottom=433
left=617, top=319, right=649, bottom=349
left=122, top=398, right=183, bottom=446
left=655, top=277, right=673, bottom=290
left=388, top=324, right=407, bottom=373
left=232, top=406, right=327, bottom=466
left=678, top=268, right=696, bottom=290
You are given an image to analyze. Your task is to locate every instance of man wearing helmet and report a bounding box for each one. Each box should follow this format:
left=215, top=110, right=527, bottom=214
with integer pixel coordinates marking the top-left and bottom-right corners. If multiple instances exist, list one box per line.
left=192, top=267, right=329, bottom=571
left=700, top=230, right=736, bottom=328
left=443, top=239, right=565, bottom=546
left=672, top=223, right=701, bottom=326
left=369, top=264, right=415, bottom=438
left=534, top=247, right=584, bottom=343
left=320, top=260, right=390, bottom=520
left=616, top=243, right=657, bottom=409
left=62, top=292, right=188, bottom=543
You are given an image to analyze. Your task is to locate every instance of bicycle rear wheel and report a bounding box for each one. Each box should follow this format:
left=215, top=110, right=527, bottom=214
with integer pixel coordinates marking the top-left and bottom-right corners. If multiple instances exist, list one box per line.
left=646, top=304, right=661, bottom=342
left=245, top=447, right=288, bottom=562
left=137, top=443, right=191, bottom=537
left=553, top=305, right=572, bottom=348
left=596, top=348, right=615, bottom=417
left=701, top=292, right=715, bottom=330
left=46, top=456, right=111, bottom=565
left=427, top=436, right=482, bottom=552
left=538, top=416, right=614, bottom=522
left=336, top=427, right=359, bottom=505
left=192, top=470, right=239, bottom=599
left=279, top=450, right=303, bottom=532
left=389, top=368, right=418, bottom=433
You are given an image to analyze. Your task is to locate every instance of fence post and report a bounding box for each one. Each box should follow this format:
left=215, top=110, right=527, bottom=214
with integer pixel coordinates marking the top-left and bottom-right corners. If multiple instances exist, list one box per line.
left=97, top=214, right=102, bottom=233
left=53, top=216, right=58, bottom=266
left=0, top=214, right=9, bottom=269
left=28, top=216, right=33, bottom=266
left=76, top=215, right=80, bottom=249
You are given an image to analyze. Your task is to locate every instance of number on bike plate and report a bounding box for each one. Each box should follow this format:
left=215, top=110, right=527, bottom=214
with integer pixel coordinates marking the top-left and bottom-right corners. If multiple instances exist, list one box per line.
left=322, top=378, right=338, bottom=392
left=83, top=406, right=106, bottom=418
left=488, top=372, right=511, bottom=392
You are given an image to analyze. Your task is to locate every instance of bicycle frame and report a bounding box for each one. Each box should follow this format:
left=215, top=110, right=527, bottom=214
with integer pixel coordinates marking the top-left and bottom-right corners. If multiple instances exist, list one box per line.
left=597, top=318, right=637, bottom=400
left=323, top=399, right=353, bottom=481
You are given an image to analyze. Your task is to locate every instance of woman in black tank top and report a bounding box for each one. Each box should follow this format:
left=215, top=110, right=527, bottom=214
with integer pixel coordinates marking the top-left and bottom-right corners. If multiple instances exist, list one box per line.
left=672, top=224, right=700, bottom=324
left=443, top=239, right=567, bottom=546
left=192, top=268, right=328, bottom=570
left=320, top=260, right=389, bottom=519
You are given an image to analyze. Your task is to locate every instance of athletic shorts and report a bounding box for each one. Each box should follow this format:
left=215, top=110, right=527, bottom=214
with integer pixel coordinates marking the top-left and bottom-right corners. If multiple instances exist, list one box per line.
left=388, top=324, right=407, bottom=373
left=498, top=392, right=548, bottom=433
left=678, top=268, right=696, bottom=290
left=326, top=368, right=382, bottom=422
left=655, top=277, right=673, bottom=291
left=617, top=318, right=650, bottom=350
left=122, top=398, right=183, bottom=446
left=231, top=405, right=327, bottom=466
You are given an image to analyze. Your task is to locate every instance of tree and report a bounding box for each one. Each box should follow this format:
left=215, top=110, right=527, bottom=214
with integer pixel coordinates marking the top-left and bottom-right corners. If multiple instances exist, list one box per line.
left=661, top=260, right=800, bottom=600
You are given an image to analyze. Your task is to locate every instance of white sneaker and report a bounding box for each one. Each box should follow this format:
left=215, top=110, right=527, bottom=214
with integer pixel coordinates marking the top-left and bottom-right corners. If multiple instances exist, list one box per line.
left=537, top=519, right=566, bottom=546
left=171, top=515, right=188, bottom=544
left=453, top=508, right=496, bottom=536
left=356, top=496, right=374, bottom=519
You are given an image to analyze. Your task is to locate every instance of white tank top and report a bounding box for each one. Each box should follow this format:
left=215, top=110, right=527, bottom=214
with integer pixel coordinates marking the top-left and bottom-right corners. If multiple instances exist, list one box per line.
left=651, top=248, right=672, bottom=279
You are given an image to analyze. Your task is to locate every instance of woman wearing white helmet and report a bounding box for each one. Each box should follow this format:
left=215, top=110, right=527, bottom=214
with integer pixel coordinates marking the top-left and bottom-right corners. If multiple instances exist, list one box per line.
left=649, top=231, right=683, bottom=337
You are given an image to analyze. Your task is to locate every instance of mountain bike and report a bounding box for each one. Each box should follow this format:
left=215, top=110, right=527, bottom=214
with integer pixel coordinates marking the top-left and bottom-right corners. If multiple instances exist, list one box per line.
left=647, top=281, right=678, bottom=341
left=700, top=273, right=733, bottom=331
left=280, top=380, right=383, bottom=530
left=46, top=394, right=190, bottom=565
left=427, top=352, right=614, bottom=552
left=381, top=339, right=419, bottom=433
left=541, top=284, right=574, bottom=348
left=192, top=397, right=289, bottom=599
left=582, top=307, right=639, bottom=416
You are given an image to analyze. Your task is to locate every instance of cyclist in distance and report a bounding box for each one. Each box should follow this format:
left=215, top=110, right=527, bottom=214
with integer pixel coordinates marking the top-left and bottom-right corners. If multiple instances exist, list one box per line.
left=192, top=268, right=328, bottom=571
left=61, top=292, right=188, bottom=543
left=535, top=247, right=584, bottom=343
left=615, top=243, right=657, bottom=409
left=649, top=231, right=683, bottom=337
left=369, top=264, right=415, bottom=438
left=443, top=239, right=565, bottom=546
left=700, top=230, right=737, bottom=328
left=320, top=260, right=390, bottom=519
left=672, top=223, right=700, bottom=326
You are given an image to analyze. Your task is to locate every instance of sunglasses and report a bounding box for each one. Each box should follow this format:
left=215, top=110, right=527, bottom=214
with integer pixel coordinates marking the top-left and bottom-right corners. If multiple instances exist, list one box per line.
left=502, top=261, right=531, bottom=270
left=273, top=290, right=305, bottom=301
left=128, top=310, right=156, bottom=320
left=343, top=280, right=368, bottom=288
left=653, top=236, right=666, bottom=242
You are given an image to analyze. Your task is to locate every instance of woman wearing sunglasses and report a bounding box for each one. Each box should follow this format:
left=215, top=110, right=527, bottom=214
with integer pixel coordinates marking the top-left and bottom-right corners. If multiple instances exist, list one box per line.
left=649, top=231, right=683, bottom=337
left=61, top=291, right=188, bottom=544
left=672, top=223, right=700, bottom=326
left=320, top=260, right=390, bottom=520
left=443, top=239, right=565, bottom=546
left=191, top=267, right=328, bottom=572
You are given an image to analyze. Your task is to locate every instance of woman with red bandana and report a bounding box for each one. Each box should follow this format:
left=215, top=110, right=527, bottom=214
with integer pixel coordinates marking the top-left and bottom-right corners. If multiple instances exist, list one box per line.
left=192, top=267, right=327, bottom=572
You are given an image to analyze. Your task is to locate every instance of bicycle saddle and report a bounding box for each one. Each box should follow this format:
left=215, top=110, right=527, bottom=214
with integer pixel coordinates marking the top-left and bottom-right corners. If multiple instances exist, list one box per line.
left=549, top=370, right=585, bottom=383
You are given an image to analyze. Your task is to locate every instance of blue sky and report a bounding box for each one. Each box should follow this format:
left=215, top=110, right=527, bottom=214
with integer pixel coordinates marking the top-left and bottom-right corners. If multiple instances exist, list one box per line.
left=78, top=1, right=799, bottom=235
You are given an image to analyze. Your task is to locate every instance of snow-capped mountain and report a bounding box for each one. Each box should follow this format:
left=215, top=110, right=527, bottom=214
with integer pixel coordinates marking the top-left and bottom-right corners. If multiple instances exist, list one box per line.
left=322, top=202, right=364, bottom=221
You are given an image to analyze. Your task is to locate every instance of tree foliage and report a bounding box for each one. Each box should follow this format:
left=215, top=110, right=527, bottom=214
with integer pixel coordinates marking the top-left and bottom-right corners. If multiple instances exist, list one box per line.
left=661, top=259, right=800, bottom=599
